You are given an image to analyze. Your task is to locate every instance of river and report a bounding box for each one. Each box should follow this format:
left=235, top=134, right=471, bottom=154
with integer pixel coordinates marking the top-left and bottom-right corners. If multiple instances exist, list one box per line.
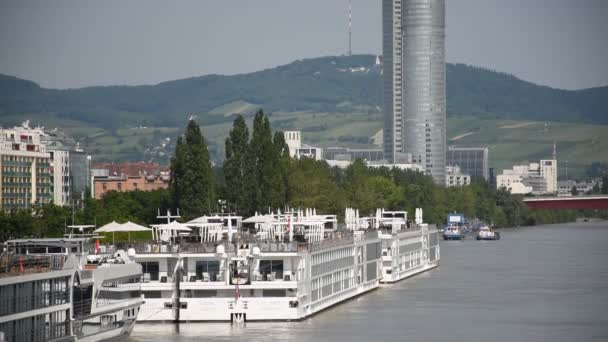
left=129, top=222, right=608, bottom=341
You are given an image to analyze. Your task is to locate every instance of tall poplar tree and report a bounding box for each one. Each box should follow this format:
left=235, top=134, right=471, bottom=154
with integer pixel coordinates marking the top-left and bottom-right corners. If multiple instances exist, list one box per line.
left=224, top=115, right=250, bottom=214
left=272, top=131, right=290, bottom=207
left=169, top=119, right=215, bottom=218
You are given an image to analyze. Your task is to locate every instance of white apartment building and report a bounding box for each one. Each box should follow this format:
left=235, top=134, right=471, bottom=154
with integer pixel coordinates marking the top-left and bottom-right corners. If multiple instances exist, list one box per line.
left=445, top=165, right=471, bottom=187
left=496, top=159, right=557, bottom=195
left=0, top=123, right=53, bottom=209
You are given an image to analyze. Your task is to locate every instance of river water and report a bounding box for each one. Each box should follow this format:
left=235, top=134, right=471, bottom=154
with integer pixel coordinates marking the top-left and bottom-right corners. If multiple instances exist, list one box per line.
left=129, top=222, right=608, bottom=341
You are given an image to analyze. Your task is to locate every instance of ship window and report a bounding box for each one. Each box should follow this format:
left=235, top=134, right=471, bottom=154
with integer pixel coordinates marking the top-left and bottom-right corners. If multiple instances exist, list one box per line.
left=263, top=289, right=286, bottom=297
left=142, top=291, right=161, bottom=299
left=259, top=260, right=284, bottom=280
left=196, top=261, right=220, bottom=281
left=140, top=262, right=159, bottom=281
left=193, top=290, right=217, bottom=298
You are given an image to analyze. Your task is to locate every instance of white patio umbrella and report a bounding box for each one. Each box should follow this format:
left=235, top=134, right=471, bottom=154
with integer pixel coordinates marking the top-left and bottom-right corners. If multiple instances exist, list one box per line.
left=118, top=221, right=152, bottom=242
left=93, top=221, right=122, bottom=244
left=152, top=220, right=192, bottom=243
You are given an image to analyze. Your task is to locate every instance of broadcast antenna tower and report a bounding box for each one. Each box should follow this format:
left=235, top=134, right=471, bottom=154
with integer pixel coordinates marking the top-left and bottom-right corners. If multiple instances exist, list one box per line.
left=348, top=0, right=352, bottom=56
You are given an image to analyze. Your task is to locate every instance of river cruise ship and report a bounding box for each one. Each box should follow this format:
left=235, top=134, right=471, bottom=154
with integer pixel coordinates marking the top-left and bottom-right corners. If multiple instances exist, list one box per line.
left=115, top=207, right=438, bottom=323
left=378, top=209, right=439, bottom=283
left=0, top=238, right=143, bottom=342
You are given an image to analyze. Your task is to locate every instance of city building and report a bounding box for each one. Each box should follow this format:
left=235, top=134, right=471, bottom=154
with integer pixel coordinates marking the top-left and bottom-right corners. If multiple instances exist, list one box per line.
left=368, top=161, right=425, bottom=172
left=92, top=173, right=170, bottom=199
left=0, top=124, right=53, bottom=209
left=557, top=179, right=603, bottom=197
left=445, top=165, right=471, bottom=187
left=323, top=147, right=384, bottom=162
left=383, top=0, right=446, bottom=184
left=283, top=131, right=323, bottom=161
left=90, top=162, right=170, bottom=199
left=91, top=162, right=165, bottom=177
left=42, top=130, right=91, bottom=206
left=496, top=160, right=557, bottom=195
left=446, top=146, right=489, bottom=181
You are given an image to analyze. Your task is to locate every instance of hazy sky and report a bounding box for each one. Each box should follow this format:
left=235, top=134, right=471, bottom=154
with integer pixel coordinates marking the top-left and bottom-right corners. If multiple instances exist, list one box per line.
left=0, top=0, right=606, bottom=90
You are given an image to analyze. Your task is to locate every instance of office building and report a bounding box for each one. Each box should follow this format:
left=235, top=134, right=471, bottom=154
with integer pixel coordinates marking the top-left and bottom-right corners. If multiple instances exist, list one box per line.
left=446, top=146, right=489, bottom=182
left=383, top=0, right=446, bottom=184
left=42, top=129, right=91, bottom=206
left=323, top=147, right=384, bottom=162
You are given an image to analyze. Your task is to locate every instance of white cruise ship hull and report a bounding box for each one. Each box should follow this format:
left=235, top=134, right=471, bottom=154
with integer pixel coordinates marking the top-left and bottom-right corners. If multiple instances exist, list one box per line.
left=379, top=227, right=441, bottom=284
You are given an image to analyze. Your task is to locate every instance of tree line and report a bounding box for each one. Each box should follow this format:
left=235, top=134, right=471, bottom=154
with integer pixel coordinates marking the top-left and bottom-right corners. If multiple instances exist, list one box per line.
left=1, top=109, right=605, bottom=242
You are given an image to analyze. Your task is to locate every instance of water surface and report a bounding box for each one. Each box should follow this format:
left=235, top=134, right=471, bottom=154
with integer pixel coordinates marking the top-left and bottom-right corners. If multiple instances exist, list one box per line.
left=130, top=222, right=608, bottom=341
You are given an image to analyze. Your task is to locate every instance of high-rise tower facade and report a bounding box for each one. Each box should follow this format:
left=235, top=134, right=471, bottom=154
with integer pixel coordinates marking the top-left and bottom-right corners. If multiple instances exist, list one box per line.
left=383, top=0, right=446, bottom=184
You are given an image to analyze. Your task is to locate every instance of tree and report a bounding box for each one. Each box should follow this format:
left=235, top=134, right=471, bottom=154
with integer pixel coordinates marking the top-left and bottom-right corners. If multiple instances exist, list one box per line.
left=245, top=110, right=286, bottom=214
left=602, top=176, right=608, bottom=194
left=571, top=185, right=579, bottom=196
left=224, top=115, right=250, bottom=213
left=272, top=131, right=290, bottom=206
left=169, top=119, right=216, bottom=219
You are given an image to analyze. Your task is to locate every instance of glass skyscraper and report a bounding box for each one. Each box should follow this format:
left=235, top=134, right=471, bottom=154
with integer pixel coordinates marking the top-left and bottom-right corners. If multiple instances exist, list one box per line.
left=383, top=0, right=446, bottom=184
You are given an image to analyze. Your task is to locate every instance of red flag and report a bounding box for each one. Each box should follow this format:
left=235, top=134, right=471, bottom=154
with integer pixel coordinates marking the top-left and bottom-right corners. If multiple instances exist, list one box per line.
left=95, top=239, right=100, bottom=254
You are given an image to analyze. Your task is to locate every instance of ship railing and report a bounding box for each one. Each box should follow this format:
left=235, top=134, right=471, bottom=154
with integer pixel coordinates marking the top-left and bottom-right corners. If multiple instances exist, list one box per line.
left=0, top=253, right=66, bottom=278
left=309, top=235, right=355, bottom=252
left=91, top=241, right=236, bottom=255
left=255, top=242, right=301, bottom=253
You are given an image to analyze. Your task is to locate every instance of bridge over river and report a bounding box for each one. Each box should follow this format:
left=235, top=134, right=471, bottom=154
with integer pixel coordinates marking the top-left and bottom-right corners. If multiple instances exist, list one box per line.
left=523, top=195, right=608, bottom=210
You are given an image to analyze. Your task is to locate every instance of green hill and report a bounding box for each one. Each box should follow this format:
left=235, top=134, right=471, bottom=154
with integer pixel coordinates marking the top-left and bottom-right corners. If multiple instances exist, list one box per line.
left=1, top=54, right=607, bottom=128
left=0, top=55, right=607, bottom=176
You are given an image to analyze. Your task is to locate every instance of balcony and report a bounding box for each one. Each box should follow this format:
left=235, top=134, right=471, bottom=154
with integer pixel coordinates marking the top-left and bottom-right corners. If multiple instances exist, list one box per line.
left=2, top=171, right=32, bottom=177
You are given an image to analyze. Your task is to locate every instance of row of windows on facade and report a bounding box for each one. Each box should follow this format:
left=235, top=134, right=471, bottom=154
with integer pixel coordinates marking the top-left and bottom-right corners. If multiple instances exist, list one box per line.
left=2, top=198, right=52, bottom=205
left=312, top=247, right=354, bottom=266
left=139, top=260, right=285, bottom=281
left=142, top=289, right=292, bottom=299
left=1, top=166, right=51, bottom=174
left=0, top=276, right=70, bottom=317
left=101, top=182, right=140, bottom=190
left=3, top=177, right=52, bottom=184
left=1, top=156, right=48, bottom=163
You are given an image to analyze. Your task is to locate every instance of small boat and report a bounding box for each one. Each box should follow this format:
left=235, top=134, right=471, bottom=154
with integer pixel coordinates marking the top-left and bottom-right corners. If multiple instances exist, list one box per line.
left=443, top=226, right=464, bottom=240
left=476, top=226, right=501, bottom=240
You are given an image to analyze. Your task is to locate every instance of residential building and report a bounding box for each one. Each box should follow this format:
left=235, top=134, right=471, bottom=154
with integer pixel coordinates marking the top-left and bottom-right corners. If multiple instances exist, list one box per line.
left=0, top=124, right=53, bottom=209
left=445, top=165, right=471, bottom=187
left=446, top=146, right=489, bottom=181
left=383, top=0, right=446, bottom=184
left=92, top=172, right=170, bottom=199
left=91, top=162, right=164, bottom=177
left=557, top=179, right=603, bottom=197
left=496, top=160, right=558, bottom=195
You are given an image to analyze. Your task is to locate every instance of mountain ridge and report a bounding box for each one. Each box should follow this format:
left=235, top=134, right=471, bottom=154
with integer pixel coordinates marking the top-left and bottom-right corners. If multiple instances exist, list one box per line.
left=1, top=54, right=606, bottom=130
